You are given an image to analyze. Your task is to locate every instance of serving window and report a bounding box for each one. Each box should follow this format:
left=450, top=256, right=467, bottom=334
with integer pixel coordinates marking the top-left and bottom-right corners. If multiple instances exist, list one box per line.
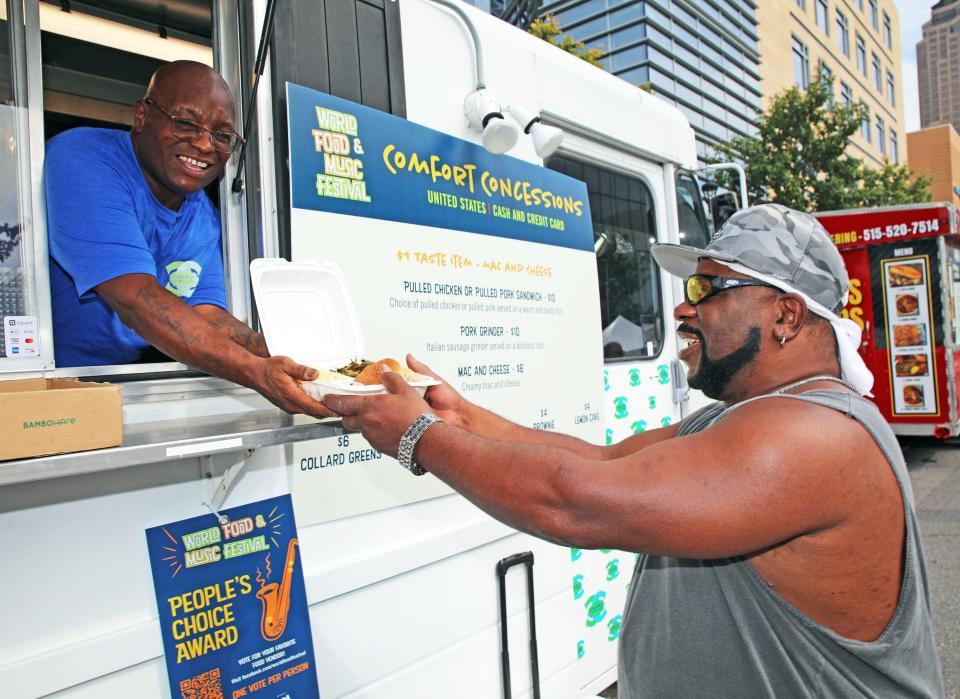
left=547, top=156, right=665, bottom=361
left=0, top=0, right=241, bottom=379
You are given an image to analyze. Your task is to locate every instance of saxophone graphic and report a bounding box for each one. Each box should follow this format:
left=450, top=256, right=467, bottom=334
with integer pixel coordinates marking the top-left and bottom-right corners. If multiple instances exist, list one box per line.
left=256, top=538, right=299, bottom=641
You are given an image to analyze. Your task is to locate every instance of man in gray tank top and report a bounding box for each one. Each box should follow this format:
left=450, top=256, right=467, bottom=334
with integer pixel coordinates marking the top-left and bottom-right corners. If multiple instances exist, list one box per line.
left=324, top=204, right=945, bottom=697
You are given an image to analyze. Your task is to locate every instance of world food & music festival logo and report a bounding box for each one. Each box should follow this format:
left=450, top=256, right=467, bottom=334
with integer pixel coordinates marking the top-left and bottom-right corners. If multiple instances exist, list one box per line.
left=312, top=106, right=371, bottom=204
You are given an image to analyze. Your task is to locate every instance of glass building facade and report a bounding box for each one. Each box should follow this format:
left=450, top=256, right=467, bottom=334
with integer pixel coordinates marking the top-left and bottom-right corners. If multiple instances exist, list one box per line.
left=539, top=0, right=761, bottom=159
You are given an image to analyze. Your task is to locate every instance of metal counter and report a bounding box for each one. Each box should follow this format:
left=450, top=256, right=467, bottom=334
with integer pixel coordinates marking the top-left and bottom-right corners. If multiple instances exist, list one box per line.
left=0, top=408, right=344, bottom=486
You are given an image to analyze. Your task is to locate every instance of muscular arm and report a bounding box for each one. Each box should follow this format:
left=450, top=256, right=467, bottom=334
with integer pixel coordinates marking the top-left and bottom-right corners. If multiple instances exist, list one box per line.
left=326, top=374, right=880, bottom=557
left=408, top=354, right=680, bottom=460
left=95, top=274, right=334, bottom=416
left=194, top=304, right=270, bottom=358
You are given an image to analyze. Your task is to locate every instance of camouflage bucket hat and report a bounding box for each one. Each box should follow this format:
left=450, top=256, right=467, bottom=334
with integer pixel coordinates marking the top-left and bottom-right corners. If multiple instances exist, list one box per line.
left=651, top=203, right=849, bottom=314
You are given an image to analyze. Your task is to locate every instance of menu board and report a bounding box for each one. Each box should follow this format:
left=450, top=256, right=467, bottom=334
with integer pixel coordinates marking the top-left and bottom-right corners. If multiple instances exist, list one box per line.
left=284, top=84, right=604, bottom=525
left=880, top=255, right=939, bottom=415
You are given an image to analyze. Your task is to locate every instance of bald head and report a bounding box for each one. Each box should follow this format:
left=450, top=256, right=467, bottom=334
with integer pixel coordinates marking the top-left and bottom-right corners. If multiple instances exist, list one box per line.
left=144, top=61, right=235, bottom=124
left=131, top=60, right=238, bottom=209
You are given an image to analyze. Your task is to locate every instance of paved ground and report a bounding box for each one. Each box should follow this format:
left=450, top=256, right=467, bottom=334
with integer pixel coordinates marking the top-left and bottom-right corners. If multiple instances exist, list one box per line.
left=597, top=436, right=960, bottom=698
left=903, top=437, right=960, bottom=699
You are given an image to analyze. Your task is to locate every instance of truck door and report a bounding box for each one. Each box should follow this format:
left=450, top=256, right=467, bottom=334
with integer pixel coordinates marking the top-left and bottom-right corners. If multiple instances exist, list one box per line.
left=547, top=154, right=682, bottom=445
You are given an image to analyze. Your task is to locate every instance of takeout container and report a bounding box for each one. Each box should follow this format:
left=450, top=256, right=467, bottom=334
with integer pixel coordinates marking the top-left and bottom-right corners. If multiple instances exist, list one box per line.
left=250, top=259, right=439, bottom=399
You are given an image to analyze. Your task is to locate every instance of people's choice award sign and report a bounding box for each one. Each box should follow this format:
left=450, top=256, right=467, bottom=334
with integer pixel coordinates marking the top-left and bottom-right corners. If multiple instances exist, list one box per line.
left=285, top=83, right=604, bottom=526
left=146, top=495, right=319, bottom=698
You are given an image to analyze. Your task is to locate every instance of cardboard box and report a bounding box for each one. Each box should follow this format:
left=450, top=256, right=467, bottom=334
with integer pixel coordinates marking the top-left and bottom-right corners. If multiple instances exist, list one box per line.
left=0, top=378, right=122, bottom=461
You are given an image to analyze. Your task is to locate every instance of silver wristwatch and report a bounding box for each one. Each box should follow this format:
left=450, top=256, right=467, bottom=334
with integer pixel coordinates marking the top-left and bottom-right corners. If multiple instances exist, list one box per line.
left=397, top=413, right=442, bottom=475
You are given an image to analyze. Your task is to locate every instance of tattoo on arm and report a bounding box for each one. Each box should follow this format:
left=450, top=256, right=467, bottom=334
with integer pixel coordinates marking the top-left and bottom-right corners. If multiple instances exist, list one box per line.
left=201, top=307, right=271, bottom=357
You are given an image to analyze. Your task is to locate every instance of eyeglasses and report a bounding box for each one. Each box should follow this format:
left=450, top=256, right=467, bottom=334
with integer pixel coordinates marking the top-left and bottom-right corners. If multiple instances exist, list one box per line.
left=684, top=274, right=779, bottom=306
left=143, top=98, right=244, bottom=154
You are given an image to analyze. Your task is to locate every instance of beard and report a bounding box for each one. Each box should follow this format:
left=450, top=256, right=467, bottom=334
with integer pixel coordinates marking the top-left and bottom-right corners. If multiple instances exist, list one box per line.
left=684, top=324, right=762, bottom=399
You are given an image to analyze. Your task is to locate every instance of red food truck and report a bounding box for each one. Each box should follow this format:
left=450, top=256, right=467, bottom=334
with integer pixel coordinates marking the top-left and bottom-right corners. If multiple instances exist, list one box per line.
left=815, top=202, right=960, bottom=438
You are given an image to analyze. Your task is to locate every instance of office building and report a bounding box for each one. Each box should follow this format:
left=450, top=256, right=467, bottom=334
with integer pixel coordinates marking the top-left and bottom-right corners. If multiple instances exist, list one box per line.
left=539, top=0, right=762, bottom=160
left=908, top=125, right=960, bottom=208
left=918, top=0, right=960, bottom=133
left=757, top=0, right=906, bottom=169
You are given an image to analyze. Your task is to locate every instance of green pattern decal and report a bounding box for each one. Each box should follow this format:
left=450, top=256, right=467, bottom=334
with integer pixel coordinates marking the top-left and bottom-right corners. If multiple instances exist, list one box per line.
left=607, top=614, right=623, bottom=641
left=613, top=396, right=628, bottom=419
left=577, top=640, right=585, bottom=659
left=629, top=368, right=641, bottom=386
left=585, top=591, right=607, bottom=627
left=656, top=364, right=670, bottom=385
left=631, top=420, right=647, bottom=434
left=606, top=559, right=620, bottom=581
left=573, top=574, right=584, bottom=600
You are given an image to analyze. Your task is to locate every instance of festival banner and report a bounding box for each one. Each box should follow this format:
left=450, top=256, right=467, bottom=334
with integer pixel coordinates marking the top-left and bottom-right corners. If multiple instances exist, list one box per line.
left=286, top=82, right=593, bottom=251
left=146, top=495, right=319, bottom=699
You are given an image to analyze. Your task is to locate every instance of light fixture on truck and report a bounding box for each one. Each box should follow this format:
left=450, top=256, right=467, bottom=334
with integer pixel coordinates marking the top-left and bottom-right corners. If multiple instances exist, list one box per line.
left=464, top=89, right=520, bottom=155
left=505, top=104, right=564, bottom=159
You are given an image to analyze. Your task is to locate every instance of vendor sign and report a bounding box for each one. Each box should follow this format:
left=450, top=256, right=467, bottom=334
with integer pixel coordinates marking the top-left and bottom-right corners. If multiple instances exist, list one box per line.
left=285, top=84, right=603, bottom=526
left=146, top=495, right=319, bottom=699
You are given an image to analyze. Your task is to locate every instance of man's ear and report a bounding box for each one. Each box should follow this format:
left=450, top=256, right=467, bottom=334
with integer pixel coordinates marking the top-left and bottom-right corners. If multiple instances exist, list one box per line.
left=131, top=99, right=148, bottom=134
left=775, top=293, right=807, bottom=340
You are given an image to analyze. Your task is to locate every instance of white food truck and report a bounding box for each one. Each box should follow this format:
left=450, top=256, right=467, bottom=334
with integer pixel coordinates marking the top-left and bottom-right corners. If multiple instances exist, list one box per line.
left=0, top=1, right=726, bottom=697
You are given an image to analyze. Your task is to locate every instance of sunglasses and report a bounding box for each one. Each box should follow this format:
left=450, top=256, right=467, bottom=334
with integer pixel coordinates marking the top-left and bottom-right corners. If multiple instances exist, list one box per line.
left=143, top=98, right=244, bottom=154
left=684, top=274, right=779, bottom=306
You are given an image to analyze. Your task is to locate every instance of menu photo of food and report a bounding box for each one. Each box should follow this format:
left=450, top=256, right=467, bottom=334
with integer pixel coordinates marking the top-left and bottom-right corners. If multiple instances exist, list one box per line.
left=902, top=384, right=926, bottom=408
left=894, top=353, right=929, bottom=377
left=895, top=292, right=920, bottom=317
left=893, top=323, right=927, bottom=348
left=887, top=262, right=924, bottom=288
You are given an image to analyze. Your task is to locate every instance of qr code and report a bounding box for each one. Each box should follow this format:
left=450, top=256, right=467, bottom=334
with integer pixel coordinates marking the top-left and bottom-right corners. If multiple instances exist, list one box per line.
left=179, top=668, right=224, bottom=699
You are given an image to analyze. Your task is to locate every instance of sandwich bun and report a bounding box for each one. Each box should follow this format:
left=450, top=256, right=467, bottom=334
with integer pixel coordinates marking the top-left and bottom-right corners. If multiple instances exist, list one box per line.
left=355, top=358, right=403, bottom=385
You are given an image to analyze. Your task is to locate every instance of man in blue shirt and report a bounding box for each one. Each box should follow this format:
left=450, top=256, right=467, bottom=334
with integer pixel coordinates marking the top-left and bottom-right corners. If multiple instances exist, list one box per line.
left=45, top=60, right=330, bottom=416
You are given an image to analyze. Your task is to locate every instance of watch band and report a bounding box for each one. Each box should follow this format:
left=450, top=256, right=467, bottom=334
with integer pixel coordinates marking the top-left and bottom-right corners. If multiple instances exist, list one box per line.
left=397, top=413, right=442, bottom=476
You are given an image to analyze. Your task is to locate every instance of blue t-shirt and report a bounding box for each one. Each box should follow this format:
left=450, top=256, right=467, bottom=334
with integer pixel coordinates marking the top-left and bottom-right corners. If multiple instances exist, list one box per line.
left=46, top=128, right=227, bottom=367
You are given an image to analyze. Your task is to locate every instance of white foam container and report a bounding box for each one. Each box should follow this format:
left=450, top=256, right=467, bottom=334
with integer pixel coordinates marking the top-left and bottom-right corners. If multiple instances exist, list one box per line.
left=249, top=258, right=439, bottom=399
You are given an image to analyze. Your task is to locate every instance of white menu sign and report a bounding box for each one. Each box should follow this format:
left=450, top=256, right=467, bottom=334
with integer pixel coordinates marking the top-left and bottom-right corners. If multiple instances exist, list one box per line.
left=881, top=256, right=939, bottom=415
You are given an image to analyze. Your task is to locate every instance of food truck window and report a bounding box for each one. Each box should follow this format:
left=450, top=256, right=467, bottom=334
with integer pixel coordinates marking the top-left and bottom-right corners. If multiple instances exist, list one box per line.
left=675, top=172, right=711, bottom=249
left=33, top=2, right=222, bottom=374
left=547, top=156, right=665, bottom=361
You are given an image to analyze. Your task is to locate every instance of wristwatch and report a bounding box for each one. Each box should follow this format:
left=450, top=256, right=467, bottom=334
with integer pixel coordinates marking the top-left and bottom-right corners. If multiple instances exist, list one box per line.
left=397, top=413, right=442, bottom=476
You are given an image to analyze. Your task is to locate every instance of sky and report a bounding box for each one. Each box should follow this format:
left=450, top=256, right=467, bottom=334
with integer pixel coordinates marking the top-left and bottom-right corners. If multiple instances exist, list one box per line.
left=893, top=0, right=928, bottom=132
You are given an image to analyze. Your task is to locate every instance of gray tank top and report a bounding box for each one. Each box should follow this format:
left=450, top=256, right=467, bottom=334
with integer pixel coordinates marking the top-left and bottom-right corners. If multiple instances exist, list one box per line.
left=618, top=390, right=944, bottom=698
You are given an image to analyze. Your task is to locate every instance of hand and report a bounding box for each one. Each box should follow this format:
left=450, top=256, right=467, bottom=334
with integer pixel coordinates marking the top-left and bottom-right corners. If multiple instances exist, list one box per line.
left=406, top=354, right=468, bottom=428
left=322, top=365, right=431, bottom=458
left=254, top=356, right=337, bottom=418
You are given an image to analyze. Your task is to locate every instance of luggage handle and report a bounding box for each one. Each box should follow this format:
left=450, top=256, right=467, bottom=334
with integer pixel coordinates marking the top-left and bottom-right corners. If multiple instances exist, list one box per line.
left=497, top=551, right=540, bottom=699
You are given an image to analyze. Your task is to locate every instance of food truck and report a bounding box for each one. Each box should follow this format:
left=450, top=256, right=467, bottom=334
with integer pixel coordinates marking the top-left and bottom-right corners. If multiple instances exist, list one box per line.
left=815, top=202, right=960, bottom=438
left=0, top=1, right=725, bottom=696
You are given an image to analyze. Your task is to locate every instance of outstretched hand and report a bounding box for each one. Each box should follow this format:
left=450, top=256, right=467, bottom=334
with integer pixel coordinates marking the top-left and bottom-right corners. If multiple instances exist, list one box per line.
left=323, top=364, right=432, bottom=458
left=255, top=356, right=337, bottom=418
left=406, top=354, right=468, bottom=428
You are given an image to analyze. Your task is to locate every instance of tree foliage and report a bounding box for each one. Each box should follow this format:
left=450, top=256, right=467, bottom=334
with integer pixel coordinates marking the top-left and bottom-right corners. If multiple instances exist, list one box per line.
left=528, top=15, right=604, bottom=68
left=713, top=74, right=931, bottom=212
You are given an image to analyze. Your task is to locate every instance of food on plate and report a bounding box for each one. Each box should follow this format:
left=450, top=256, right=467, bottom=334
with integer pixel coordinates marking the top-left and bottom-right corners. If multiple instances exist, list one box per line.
left=893, top=324, right=924, bottom=347
left=888, top=264, right=923, bottom=287
left=895, top=293, right=919, bottom=315
left=311, top=367, right=353, bottom=383
left=894, top=354, right=929, bottom=377
left=322, top=358, right=427, bottom=385
left=355, top=358, right=403, bottom=385
left=903, top=385, right=924, bottom=406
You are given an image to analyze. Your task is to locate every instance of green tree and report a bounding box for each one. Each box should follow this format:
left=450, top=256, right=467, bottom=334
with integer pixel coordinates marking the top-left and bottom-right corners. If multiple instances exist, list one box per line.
left=714, top=74, right=931, bottom=212
left=528, top=15, right=604, bottom=68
